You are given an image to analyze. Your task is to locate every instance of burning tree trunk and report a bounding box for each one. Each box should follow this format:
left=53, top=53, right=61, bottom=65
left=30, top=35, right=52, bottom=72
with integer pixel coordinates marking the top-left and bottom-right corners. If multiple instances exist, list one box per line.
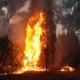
left=44, top=0, right=56, bottom=71
left=15, top=1, right=47, bottom=73
left=30, top=0, right=56, bottom=71
left=14, top=0, right=56, bottom=73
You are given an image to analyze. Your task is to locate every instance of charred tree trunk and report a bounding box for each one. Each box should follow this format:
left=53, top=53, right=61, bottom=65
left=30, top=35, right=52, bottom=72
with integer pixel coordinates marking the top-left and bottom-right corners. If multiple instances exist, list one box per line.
left=44, top=0, right=56, bottom=72
left=30, top=0, right=56, bottom=71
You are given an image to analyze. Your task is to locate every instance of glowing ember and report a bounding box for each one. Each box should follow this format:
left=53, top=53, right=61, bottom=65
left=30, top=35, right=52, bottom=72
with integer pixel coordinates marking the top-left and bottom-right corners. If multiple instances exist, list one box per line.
left=60, top=65, right=75, bottom=72
left=15, top=12, right=46, bottom=74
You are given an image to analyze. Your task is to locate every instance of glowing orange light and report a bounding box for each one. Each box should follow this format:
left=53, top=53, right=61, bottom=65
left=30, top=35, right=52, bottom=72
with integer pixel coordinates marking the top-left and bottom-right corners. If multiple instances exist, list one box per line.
left=15, top=12, right=46, bottom=74
left=60, top=64, right=75, bottom=72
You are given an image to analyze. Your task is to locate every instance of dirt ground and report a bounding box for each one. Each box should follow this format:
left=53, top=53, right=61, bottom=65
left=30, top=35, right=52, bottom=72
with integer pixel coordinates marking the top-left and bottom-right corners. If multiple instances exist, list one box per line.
left=0, top=70, right=80, bottom=80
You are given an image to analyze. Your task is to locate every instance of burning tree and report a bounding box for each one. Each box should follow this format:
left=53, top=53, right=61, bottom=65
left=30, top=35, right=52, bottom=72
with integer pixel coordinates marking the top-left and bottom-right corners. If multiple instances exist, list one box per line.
left=43, top=0, right=56, bottom=71
left=1, top=0, right=80, bottom=74
left=0, top=0, right=57, bottom=73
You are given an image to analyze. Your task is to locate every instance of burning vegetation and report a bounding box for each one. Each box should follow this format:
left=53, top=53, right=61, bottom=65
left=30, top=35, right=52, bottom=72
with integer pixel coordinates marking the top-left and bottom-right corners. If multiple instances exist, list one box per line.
left=14, top=11, right=47, bottom=74
left=0, top=0, right=80, bottom=75
left=60, top=64, right=75, bottom=72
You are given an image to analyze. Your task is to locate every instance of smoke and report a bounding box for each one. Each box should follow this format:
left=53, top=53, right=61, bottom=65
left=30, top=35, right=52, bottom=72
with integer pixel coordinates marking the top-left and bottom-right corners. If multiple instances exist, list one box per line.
left=5, top=0, right=32, bottom=71
left=7, top=0, right=45, bottom=71
left=1, top=6, right=8, bottom=17
left=56, top=24, right=62, bottom=37
left=0, top=0, right=45, bottom=49
left=18, top=0, right=31, bottom=13
left=0, top=6, right=9, bottom=37
left=8, top=0, right=46, bottom=54
left=9, top=0, right=31, bottom=47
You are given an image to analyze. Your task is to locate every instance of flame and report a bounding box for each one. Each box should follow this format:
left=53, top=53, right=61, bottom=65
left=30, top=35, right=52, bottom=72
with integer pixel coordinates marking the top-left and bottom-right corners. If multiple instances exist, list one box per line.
left=15, top=12, right=46, bottom=74
left=23, top=12, right=43, bottom=71
left=60, top=65, right=75, bottom=72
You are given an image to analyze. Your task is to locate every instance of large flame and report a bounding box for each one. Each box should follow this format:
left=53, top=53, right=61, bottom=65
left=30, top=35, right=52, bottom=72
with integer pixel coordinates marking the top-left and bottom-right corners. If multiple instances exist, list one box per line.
left=60, top=64, right=75, bottom=72
left=15, top=12, right=46, bottom=74
left=23, top=12, right=43, bottom=70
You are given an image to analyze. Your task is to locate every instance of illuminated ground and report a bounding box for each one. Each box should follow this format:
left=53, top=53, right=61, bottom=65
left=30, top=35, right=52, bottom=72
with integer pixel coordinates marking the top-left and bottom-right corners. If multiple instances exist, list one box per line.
left=0, top=70, right=80, bottom=80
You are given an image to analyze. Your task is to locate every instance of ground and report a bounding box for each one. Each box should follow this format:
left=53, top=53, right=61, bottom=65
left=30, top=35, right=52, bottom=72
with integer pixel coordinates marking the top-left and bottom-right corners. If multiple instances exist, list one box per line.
left=0, top=70, right=80, bottom=80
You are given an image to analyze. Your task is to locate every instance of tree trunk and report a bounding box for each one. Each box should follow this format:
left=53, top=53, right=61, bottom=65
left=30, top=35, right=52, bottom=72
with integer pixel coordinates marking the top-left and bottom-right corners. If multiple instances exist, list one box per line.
left=44, top=0, right=56, bottom=71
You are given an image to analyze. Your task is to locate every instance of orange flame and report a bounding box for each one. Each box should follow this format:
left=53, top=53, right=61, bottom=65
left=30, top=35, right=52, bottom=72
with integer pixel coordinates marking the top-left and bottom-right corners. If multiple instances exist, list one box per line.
left=60, top=65, right=75, bottom=72
left=15, top=12, right=46, bottom=74
left=23, top=12, right=43, bottom=70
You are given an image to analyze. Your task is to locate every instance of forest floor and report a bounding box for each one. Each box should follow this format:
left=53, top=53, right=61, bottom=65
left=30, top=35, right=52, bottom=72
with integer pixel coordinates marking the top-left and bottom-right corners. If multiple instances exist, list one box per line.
left=0, top=70, right=80, bottom=80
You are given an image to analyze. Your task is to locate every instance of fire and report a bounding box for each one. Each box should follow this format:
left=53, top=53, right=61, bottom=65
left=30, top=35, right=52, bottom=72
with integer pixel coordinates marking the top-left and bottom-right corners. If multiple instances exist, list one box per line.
left=60, top=65, right=75, bottom=72
left=15, top=12, right=46, bottom=74
left=23, top=12, right=43, bottom=70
